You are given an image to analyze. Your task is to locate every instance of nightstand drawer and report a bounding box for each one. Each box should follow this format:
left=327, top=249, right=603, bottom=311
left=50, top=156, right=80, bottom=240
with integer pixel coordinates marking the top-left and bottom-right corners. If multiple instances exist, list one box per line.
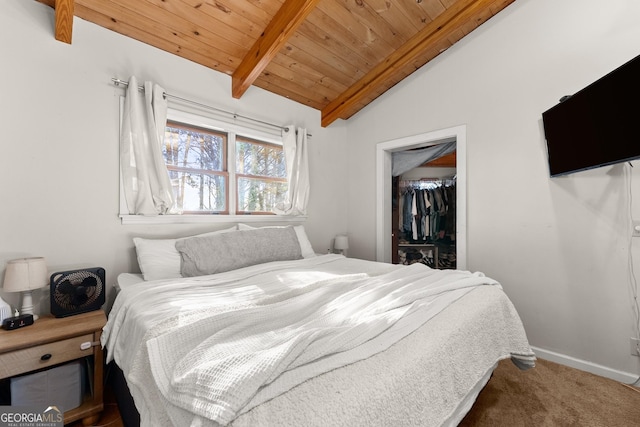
left=0, top=333, right=94, bottom=379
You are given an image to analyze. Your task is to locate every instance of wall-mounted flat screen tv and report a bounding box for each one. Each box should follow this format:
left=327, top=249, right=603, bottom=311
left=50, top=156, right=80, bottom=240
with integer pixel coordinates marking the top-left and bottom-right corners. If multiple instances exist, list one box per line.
left=542, top=54, right=640, bottom=177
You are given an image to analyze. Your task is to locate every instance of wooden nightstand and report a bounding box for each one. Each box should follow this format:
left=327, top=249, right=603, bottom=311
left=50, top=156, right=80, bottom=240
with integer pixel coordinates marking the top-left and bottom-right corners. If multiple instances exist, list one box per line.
left=0, top=310, right=106, bottom=426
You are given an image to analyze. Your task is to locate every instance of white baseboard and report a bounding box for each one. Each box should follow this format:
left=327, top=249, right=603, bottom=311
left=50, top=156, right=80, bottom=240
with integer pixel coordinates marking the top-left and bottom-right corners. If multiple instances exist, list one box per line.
left=531, top=346, right=640, bottom=384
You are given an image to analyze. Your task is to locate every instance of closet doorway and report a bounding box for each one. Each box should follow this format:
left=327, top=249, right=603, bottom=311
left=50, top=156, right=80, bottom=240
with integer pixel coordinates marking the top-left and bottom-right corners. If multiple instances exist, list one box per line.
left=375, top=125, right=467, bottom=269
left=394, top=160, right=456, bottom=267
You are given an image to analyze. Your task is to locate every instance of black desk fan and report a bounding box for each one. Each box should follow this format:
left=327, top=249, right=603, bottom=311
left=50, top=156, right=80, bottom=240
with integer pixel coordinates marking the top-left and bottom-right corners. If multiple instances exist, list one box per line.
left=50, top=267, right=105, bottom=318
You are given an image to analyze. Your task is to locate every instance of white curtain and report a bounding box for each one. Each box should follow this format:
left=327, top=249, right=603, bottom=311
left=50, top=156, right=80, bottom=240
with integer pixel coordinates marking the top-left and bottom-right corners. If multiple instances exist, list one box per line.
left=120, top=76, right=175, bottom=215
left=275, top=126, right=310, bottom=216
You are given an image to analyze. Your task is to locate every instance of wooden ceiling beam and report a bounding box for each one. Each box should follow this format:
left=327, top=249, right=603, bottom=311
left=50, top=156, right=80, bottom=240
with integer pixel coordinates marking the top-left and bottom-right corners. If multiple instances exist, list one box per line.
left=54, top=0, right=74, bottom=44
left=320, top=0, right=498, bottom=127
left=231, top=0, right=321, bottom=99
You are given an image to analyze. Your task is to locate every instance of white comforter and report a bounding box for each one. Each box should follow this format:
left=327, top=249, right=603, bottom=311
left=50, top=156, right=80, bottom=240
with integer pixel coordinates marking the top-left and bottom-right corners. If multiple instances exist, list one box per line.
left=102, top=255, right=535, bottom=427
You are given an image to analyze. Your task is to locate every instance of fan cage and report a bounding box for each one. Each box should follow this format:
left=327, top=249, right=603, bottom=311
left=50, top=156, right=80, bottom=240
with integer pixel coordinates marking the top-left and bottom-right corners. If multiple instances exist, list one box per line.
left=52, top=270, right=104, bottom=310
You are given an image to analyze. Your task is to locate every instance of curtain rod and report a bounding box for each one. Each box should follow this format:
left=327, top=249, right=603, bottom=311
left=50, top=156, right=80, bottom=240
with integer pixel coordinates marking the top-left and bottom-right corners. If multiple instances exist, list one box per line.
left=111, top=77, right=302, bottom=134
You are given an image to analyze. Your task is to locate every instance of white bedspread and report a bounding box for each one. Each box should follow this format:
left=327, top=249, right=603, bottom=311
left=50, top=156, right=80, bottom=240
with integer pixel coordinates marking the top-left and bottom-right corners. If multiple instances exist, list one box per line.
left=102, top=255, right=535, bottom=427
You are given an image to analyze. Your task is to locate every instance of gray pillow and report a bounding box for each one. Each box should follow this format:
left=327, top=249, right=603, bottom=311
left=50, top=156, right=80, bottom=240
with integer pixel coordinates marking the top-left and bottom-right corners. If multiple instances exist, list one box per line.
left=176, top=226, right=303, bottom=277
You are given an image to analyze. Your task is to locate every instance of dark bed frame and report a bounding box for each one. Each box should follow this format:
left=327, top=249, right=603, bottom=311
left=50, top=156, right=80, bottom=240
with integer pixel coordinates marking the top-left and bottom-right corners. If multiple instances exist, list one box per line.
left=107, top=361, right=140, bottom=427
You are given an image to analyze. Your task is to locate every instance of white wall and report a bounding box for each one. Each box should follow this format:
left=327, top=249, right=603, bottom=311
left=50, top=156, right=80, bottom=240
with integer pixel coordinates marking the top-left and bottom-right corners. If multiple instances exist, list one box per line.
left=0, top=0, right=348, bottom=313
left=345, top=0, right=640, bottom=378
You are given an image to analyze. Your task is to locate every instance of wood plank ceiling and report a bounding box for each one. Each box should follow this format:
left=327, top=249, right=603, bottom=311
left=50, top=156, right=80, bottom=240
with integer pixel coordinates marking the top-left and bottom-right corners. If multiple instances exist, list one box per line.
left=38, top=0, right=515, bottom=127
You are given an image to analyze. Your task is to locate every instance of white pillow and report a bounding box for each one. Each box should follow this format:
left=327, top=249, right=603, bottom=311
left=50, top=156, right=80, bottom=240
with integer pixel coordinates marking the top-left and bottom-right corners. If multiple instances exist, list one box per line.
left=133, top=226, right=237, bottom=281
left=237, top=223, right=316, bottom=258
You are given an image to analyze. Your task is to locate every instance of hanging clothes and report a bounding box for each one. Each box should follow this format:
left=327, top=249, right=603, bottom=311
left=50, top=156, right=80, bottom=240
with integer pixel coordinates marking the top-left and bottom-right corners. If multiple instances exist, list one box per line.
left=398, top=178, right=456, bottom=244
left=396, top=177, right=457, bottom=269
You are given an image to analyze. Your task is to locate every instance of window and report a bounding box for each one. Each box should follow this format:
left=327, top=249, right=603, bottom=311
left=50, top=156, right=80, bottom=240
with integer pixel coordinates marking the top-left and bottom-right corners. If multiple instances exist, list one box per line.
left=236, top=136, right=287, bottom=214
left=162, top=119, right=286, bottom=215
left=164, top=121, right=228, bottom=213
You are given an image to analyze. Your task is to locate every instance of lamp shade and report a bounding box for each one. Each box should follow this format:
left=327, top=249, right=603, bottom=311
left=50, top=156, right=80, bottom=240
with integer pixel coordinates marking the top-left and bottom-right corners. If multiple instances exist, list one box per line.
left=3, top=257, right=48, bottom=292
left=334, top=235, right=349, bottom=251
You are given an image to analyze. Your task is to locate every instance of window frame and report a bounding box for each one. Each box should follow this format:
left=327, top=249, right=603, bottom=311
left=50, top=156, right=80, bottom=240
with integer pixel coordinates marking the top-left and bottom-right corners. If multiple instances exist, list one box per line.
left=118, top=99, right=305, bottom=225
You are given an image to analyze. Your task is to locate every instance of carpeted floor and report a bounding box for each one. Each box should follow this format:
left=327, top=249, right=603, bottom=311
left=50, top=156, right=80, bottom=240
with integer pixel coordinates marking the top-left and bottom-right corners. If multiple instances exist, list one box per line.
left=460, top=358, right=640, bottom=426
left=72, top=357, right=640, bottom=426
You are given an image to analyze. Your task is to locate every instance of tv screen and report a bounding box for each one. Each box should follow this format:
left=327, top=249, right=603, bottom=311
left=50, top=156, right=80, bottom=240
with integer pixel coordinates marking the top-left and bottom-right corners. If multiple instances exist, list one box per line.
left=542, top=54, right=640, bottom=177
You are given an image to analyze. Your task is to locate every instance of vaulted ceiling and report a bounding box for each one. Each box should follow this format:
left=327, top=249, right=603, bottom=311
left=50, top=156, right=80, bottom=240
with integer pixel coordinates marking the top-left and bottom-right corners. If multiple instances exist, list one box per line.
left=38, top=0, right=515, bottom=127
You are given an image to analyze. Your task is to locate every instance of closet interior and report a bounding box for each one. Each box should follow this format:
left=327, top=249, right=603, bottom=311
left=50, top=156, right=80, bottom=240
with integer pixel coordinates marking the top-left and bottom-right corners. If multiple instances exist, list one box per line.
left=392, top=151, right=456, bottom=269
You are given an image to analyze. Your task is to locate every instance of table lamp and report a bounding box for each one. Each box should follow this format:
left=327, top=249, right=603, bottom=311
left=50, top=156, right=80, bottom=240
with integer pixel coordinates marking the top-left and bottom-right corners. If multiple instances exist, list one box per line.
left=3, top=257, right=48, bottom=320
left=334, top=235, right=349, bottom=255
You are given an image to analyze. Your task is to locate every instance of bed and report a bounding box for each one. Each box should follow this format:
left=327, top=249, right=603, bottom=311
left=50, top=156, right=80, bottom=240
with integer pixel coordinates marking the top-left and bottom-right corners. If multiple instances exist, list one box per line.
left=102, top=225, right=535, bottom=427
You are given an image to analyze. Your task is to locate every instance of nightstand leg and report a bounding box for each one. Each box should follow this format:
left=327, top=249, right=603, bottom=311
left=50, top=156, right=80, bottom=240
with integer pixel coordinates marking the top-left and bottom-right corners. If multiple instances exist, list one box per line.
left=81, top=413, right=102, bottom=426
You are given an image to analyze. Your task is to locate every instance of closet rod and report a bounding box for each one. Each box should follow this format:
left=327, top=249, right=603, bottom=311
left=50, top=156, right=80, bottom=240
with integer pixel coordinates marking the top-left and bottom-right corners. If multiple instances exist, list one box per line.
left=400, top=177, right=456, bottom=188
left=111, top=77, right=311, bottom=136
left=401, top=176, right=456, bottom=183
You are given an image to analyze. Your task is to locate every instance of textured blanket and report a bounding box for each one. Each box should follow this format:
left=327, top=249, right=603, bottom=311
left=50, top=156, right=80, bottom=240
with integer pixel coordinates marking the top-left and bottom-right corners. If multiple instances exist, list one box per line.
left=102, top=255, right=535, bottom=427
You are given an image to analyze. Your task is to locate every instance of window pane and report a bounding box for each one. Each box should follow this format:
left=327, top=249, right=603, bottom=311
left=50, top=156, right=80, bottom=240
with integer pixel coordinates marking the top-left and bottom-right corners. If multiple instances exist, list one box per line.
left=163, top=121, right=227, bottom=213
left=169, top=171, right=226, bottom=212
left=236, top=139, right=286, bottom=178
left=164, top=124, right=224, bottom=171
left=237, top=177, right=287, bottom=213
